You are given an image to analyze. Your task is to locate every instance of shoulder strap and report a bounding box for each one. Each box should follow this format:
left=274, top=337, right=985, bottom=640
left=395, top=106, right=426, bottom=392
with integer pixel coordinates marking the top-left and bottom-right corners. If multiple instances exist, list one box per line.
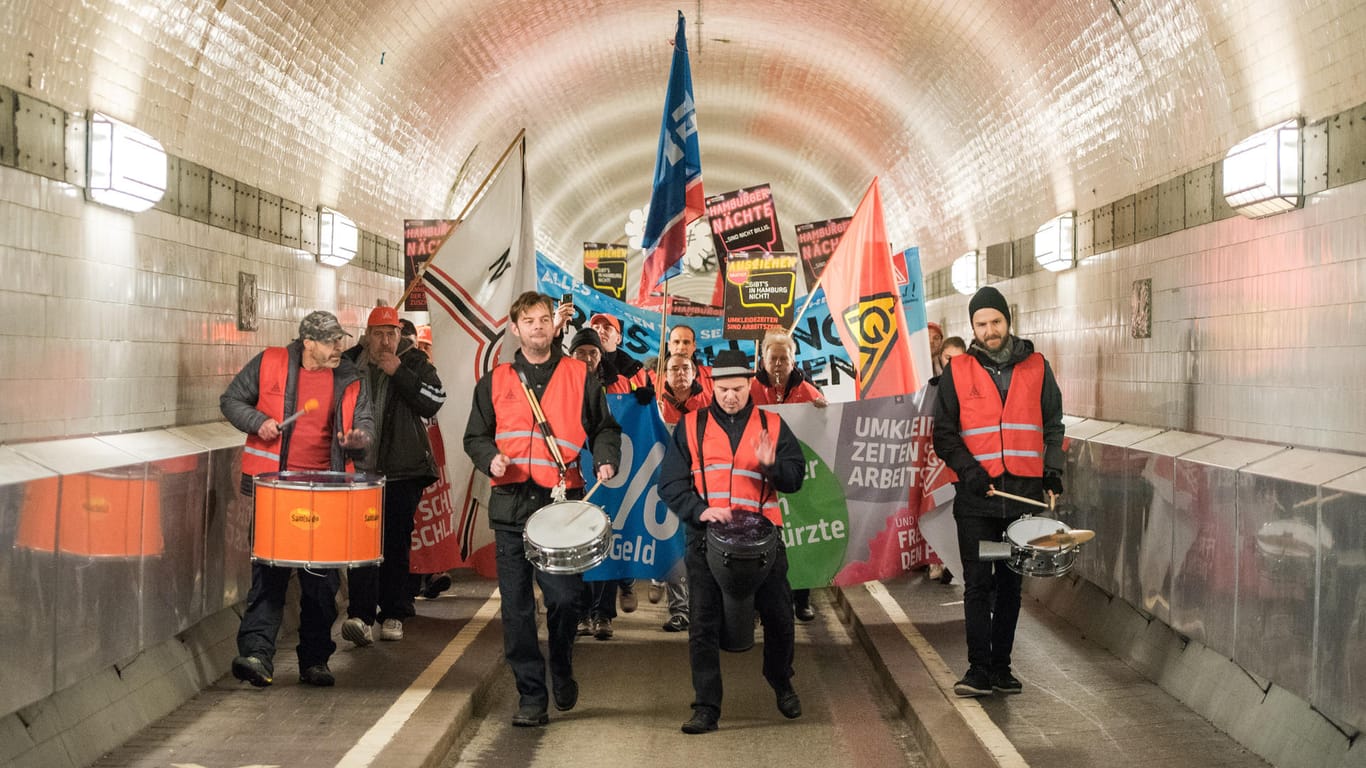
left=694, top=409, right=709, bottom=505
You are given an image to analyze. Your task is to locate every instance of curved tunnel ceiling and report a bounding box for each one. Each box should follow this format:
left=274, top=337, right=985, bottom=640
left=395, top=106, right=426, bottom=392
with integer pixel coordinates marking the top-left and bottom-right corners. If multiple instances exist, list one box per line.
left=5, top=0, right=1365, bottom=274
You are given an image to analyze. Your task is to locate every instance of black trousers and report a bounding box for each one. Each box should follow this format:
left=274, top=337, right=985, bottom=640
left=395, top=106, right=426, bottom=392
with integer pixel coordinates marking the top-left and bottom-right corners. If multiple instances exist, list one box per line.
left=347, top=478, right=425, bottom=624
left=494, top=529, right=582, bottom=710
left=577, top=579, right=619, bottom=621
left=684, top=532, right=795, bottom=717
left=237, top=562, right=339, bottom=673
left=955, top=514, right=1023, bottom=674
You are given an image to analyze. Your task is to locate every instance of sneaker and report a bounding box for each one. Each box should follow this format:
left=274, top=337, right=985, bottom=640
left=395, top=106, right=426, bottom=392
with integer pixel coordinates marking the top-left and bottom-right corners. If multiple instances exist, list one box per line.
left=511, top=703, right=548, bottom=727
left=953, top=668, right=993, bottom=697
left=342, top=617, right=373, bottom=647
left=647, top=582, right=664, bottom=604
left=593, top=617, right=614, bottom=640
left=552, top=676, right=579, bottom=711
left=662, top=614, right=689, bottom=632
left=577, top=618, right=592, bottom=637
left=300, top=664, right=335, bottom=687
left=421, top=573, right=452, bottom=599
left=681, top=708, right=719, bottom=734
left=380, top=618, right=404, bottom=641
left=619, top=588, right=638, bottom=613
left=991, top=669, right=1023, bottom=694
left=928, top=564, right=945, bottom=581
left=794, top=604, right=816, bottom=622
left=775, top=685, right=802, bottom=719
left=231, top=655, right=272, bottom=687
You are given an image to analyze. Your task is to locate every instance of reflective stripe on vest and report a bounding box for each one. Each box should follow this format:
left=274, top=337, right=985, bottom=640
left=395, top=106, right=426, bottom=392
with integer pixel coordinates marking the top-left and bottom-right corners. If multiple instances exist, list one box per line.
left=490, top=359, right=589, bottom=489
left=241, top=347, right=360, bottom=476
left=952, top=353, right=1045, bottom=477
left=683, top=408, right=783, bottom=526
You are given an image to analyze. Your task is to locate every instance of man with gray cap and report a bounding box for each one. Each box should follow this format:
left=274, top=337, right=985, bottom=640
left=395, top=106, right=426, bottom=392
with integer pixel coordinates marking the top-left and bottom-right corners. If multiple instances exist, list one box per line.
left=220, top=309, right=374, bottom=688
left=932, top=286, right=1064, bottom=698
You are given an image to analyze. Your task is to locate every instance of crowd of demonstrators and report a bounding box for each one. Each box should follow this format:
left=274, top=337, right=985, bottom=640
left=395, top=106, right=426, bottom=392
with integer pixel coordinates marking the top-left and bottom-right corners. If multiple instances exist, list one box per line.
left=933, top=286, right=1065, bottom=698
left=341, top=307, right=446, bottom=646
left=751, top=330, right=827, bottom=622
left=658, top=349, right=807, bottom=734
left=463, top=291, right=622, bottom=727
left=221, top=311, right=374, bottom=688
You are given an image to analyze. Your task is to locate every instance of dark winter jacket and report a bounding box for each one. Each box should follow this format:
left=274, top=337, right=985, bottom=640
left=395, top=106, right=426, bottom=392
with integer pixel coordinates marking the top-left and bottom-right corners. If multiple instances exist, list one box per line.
left=343, top=337, right=445, bottom=486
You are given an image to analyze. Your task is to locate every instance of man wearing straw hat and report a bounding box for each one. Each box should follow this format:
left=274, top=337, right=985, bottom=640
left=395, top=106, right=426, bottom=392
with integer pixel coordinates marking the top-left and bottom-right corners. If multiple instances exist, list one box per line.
left=464, top=291, right=621, bottom=727
left=220, top=310, right=374, bottom=688
left=932, top=286, right=1065, bottom=698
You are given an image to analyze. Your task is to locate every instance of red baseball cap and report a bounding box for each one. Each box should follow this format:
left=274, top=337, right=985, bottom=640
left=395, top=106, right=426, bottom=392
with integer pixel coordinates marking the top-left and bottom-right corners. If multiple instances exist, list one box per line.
left=588, top=313, right=621, bottom=333
left=367, top=306, right=402, bottom=328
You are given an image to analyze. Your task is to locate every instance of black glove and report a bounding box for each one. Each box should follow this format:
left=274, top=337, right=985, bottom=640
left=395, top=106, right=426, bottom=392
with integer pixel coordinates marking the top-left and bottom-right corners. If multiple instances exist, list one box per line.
left=960, top=465, right=992, bottom=497
left=633, top=386, right=656, bottom=405
left=1043, top=473, right=1064, bottom=496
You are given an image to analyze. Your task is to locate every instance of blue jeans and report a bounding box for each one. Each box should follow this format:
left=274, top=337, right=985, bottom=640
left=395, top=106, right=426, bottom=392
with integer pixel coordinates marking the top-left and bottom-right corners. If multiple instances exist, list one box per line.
left=494, top=529, right=582, bottom=710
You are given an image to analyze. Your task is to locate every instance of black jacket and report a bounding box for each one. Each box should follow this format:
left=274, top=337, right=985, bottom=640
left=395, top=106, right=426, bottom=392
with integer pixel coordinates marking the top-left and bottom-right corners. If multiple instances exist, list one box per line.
left=463, top=349, right=622, bottom=531
left=343, top=338, right=445, bottom=485
left=658, top=399, right=805, bottom=537
left=932, top=336, right=1064, bottom=519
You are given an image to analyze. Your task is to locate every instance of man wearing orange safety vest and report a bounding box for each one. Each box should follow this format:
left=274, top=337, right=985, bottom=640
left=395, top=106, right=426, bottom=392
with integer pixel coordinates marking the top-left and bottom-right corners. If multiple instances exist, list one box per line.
left=463, top=291, right=621, bottom=728
left=933, top=286, right=1064, bottom=699
left=220, top=310, right=374, bottom=689
left=658, top=349, right=806, bottom=735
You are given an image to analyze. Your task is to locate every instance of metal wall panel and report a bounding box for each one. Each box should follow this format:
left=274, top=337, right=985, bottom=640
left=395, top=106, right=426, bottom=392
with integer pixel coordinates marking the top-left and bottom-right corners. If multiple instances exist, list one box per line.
left=985, top=241, right=1012, bottom=279
left=1157, top=176, right=1186, bottom=236
left=209, top=171, right=236, bottom=230
left=13, top=94, right=64, bottom=181
left=0, top=448, right=59, bottom=714
left=0, top=85, right=15, bottom=167
left=178, top=160, right=211, bottom=224
left=1093, top=203, right=1113, bottom=254
left=168, top=424, right=251, bottom=614
left=1012, top=235, right=1035, bottom=277
left=1184, top=166, right=1213, bottom=227
left=280, top=199, right=301, bottom=248
left=1303, top=119, right=1330, bottom=196
left=360, top=231, right=377, bottom=271
left=301, top=206, right=319, bottom=253
left=235, top=183, right=260, bottom=239
left=258, top=191, right=281, bottom=244
left=1315, top=469, right=1366, bottom=729
left=1327, top=104, right=1366, bottom=189
left=1112, top=194, right=1136, bottom=247
left=1077, top=208, right=1095, bottom=261
left=1134, top=186, right=1159, bottom=242
left=153, top=155, right=180, bottom=215
left=1210, top=160, right=1237, bottom=221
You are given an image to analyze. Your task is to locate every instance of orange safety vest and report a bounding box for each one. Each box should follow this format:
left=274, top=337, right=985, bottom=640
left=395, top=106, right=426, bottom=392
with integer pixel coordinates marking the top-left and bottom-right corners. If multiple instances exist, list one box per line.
left=491, top=358, right=589, bottom=489
left=658, top=385, right=712, bottom=426
left=241, top=346, right=359, bottom=476
left=682, top=407, right=783, bottom=526
left=952, top=353, right=1045, bottom=477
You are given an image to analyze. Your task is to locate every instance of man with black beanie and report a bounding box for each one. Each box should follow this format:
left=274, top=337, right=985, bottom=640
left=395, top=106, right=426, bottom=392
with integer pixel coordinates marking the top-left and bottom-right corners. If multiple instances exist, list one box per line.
left=932, top=285, right=1064, bottom=698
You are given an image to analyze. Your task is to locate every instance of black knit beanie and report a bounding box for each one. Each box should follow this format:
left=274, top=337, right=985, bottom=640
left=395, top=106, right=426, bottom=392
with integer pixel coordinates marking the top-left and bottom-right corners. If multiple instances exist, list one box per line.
left=968, top=286, right=1011, bottom=326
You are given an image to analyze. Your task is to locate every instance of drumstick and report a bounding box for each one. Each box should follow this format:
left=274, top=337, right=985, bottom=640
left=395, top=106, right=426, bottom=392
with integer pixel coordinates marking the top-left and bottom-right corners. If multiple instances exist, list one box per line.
left=562, top=478, right=608, bottom=527
left=581, top=477, right=606, bottom=504
left=987, top=487, right=1053, bottom=510
left=278, top=398, right=320, bottom=428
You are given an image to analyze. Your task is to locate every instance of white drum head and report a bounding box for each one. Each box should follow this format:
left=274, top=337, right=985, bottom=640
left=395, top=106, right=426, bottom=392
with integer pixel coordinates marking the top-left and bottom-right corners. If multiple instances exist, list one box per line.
left=525, top=500, right=609, bottom=548
left=1007, top=516, right=1069, bottom=551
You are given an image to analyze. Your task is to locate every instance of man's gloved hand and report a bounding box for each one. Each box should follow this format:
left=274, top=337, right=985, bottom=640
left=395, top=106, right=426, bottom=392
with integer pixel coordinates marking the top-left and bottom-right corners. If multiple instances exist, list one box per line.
left=960, top=465, right=992, bottom=497
left=1043, top=473, right=1064, bottom=496
left=633, top=386, right=656, bottom=405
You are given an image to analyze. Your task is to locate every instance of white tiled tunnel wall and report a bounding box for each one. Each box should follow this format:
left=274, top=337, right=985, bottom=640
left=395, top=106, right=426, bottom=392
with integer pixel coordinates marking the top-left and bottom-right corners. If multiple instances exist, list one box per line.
left=0, top=165, right=400, bottom=443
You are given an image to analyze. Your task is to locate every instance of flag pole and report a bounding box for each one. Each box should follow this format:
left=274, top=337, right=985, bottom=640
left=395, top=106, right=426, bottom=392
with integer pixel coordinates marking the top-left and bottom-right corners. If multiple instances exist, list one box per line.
left=397, top=128, right=528, bottom=308
left=788, top=266, right=829, bottom=336
left=656, top=277, right=671, bottom=384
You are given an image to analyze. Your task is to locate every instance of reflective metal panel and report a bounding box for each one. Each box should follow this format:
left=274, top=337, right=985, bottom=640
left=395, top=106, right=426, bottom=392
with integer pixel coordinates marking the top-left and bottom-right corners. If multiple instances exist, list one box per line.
left=1316, top=469, right=1366, bottom=728
left=1234, top=468, right=1323, bottom=701
left=1170, top=455, right=1240, bottom=656
left=204, top=447, right=251, bottom=613
left=0, top=448, right=59, bottom=714
left=1129, top=432, right=1221, bottom=624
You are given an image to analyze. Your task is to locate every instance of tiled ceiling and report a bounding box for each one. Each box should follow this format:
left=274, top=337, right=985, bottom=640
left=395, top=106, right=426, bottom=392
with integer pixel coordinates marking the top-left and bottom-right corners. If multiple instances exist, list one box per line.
left=3, top=0, right=1365, bottom=271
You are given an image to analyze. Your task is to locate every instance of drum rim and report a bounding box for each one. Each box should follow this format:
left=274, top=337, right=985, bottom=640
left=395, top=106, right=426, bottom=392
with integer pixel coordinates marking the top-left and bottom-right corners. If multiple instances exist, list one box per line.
left=255, top=470, right=386, bottom=490
left=252, top=555, right=385, bottom=568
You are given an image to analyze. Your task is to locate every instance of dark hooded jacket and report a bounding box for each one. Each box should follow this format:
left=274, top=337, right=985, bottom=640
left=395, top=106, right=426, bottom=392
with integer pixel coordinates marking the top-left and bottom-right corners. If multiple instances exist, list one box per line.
left=343, top=337, right=445, bottom=486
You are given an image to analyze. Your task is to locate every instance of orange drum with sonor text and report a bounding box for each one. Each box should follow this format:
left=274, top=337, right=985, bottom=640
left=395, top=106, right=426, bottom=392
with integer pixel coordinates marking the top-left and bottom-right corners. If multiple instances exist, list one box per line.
left=252, top=471, right=384, bottom=568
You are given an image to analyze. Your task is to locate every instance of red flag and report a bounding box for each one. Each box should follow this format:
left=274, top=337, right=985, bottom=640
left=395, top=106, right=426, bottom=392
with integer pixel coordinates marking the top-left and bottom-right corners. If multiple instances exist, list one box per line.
left=820, top=178, right=921, bottom=399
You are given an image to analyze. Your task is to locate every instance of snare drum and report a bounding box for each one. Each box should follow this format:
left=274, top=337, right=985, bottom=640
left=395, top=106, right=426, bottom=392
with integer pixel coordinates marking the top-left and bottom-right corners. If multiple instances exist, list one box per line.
left=1004, top=515, right=1077, bottom=577
left=523, top=500, right=611, bottom=574
left=252, top=471, right=384, bottom=568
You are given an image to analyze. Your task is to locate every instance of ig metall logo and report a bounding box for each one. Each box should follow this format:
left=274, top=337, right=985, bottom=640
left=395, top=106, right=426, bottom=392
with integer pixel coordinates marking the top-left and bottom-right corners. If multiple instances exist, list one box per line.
left=840, top=293, right=901, bottom=391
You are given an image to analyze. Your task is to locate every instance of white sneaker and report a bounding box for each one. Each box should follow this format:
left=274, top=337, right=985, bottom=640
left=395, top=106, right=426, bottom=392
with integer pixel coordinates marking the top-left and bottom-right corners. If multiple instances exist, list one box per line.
left=380, top=618, right=404, bottom=641
left=342, top=617, right=373, bottom=647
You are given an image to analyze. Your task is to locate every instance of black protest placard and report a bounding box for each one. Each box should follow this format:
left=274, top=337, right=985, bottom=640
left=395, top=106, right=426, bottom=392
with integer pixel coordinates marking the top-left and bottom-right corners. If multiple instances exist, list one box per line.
left=583, top=242, right=628, bottom=300
left=705, top=184, right=784, bottom=257
left=794, top=217, right=851, bottom=290
left=404, top=219, right=457, bottom=310
left=722, top=252, right=799, bottom=340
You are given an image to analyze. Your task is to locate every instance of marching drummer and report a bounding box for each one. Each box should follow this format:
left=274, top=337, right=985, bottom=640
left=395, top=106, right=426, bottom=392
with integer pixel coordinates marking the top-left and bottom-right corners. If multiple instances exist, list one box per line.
left=463, top=291, right=621, bottom=727
left=932, top=286, right=1065, bottom=698
left=657, top=349, right=806, bottom=735
left=220, top=310, right=374, bottom=688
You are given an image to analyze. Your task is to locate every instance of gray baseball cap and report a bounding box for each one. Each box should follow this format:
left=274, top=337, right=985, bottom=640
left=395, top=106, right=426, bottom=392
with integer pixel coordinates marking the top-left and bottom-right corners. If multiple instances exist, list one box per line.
left=298, top=310, right=352, bottom=342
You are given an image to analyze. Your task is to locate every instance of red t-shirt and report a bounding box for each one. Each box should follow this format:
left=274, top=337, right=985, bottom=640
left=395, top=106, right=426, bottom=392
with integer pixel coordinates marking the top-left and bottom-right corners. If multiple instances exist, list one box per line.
left=286, top=369, right=334, bottom=470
